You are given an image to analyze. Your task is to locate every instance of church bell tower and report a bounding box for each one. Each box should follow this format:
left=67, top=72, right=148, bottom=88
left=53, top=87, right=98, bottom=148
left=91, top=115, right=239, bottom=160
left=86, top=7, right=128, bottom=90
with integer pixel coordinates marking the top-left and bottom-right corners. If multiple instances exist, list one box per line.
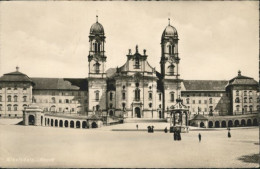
left=160, top=19, right=182, bottom=119
left=160, top=18, right=180, bottom=79
left=88, top=15, right=107, bottom=78
left=87, top=16, right=107, bottom=116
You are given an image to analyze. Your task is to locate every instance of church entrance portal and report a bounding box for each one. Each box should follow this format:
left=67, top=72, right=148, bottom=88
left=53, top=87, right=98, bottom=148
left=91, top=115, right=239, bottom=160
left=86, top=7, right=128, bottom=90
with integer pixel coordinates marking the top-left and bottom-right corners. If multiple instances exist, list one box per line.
left=135, top=107, right=141, bottom=118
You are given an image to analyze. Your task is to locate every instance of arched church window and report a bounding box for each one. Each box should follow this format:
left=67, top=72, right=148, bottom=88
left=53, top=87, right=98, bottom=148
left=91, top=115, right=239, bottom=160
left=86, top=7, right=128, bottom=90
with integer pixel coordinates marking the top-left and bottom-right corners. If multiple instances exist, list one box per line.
left=109, top=103, right=113, bottom=109
left=169, top=45, right=172, bottom=54
left=95, top=91, right=100, bottom=101
left=236, top=90, right=239, bottom=96
left=149, top=92, right=152, bottom=100
left=122, top=103, right=126, bottom=110
left=110, top=92, right=113, bottom=101
left=98, top=43, right=101, bottom=52
left=94, top=62, right=100, bottom=74
left=168, top=64, right=174, bottom=75
left=122, top=92, right=126, bottom=100
left=94, top=43, right=98, bottom=52
left=170, top=92, right=174, bottom=102
left=135, top=58, right=140, bottom=69
left=169, top=45, right=174, bottom=55
left=0, top=95, right=2, bottom=102
left=135, top=83, right=139, bottom=87
left=135, top=89, right=140, bottom=101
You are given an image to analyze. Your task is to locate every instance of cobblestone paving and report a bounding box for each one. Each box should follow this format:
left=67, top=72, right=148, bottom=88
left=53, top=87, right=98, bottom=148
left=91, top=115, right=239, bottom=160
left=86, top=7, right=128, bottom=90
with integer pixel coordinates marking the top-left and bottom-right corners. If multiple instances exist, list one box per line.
left=0, top=121, right=259, bottom=168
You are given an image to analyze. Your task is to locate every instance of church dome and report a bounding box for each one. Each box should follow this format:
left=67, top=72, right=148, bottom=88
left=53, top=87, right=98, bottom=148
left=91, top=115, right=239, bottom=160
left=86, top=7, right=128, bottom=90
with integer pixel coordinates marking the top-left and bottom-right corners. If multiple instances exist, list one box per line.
left=161, top=24, right=178, bottom=41
left=90, top=21, right=104, bottom=35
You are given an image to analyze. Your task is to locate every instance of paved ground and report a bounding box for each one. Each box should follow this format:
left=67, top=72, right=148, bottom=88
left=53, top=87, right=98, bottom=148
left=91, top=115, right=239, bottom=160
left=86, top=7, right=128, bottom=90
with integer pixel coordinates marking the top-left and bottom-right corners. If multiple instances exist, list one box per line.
left=0, top=120, right=259, bottom=168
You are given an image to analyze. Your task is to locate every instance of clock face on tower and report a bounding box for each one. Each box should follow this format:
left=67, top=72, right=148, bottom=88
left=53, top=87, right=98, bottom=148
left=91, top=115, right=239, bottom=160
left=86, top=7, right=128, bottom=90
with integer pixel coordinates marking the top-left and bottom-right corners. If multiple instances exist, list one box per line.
left=169, top=57, right=174, bottom=64
left=93, top=54, right=100, bottom=61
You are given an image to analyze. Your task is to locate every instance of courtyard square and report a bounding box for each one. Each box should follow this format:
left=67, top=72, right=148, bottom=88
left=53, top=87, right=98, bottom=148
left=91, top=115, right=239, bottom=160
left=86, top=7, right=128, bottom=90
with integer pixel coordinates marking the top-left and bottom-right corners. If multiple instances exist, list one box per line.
left=0, top=122, right=259, bottom=168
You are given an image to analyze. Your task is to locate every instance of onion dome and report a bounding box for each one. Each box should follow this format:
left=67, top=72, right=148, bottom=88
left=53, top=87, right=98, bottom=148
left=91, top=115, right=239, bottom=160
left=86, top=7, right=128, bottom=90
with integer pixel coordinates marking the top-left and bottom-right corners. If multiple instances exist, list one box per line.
left=90, top=15, right=104, bottom=35
left=161, top=19, right=178, bottom=41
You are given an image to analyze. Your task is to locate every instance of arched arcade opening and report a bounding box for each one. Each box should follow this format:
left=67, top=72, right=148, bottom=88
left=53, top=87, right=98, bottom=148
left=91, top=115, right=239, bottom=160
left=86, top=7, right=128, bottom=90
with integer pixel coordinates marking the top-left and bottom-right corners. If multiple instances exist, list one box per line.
left=28, top=115, right=35, bottom=125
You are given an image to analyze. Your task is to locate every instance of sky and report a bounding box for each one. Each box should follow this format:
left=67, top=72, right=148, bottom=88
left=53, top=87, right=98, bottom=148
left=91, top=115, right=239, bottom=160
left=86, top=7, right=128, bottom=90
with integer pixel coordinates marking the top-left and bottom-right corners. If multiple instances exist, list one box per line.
left=0, top=1, right=259, bottom=81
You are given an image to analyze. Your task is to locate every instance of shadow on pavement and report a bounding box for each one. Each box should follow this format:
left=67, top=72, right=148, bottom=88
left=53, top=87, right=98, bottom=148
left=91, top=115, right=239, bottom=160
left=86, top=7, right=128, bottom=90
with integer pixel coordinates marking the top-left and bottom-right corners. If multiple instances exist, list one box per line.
left=238, top=154, right=260, bottom=164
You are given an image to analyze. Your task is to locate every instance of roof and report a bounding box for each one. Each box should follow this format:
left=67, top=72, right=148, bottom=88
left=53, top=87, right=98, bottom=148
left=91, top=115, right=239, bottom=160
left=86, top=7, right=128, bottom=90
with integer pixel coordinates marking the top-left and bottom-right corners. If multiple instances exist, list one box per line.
left=192, top=114, right=208, bottom=120
left=31, top=78, right=88, bottom=90
left=161, top=24, right=178, bottom=41
left=227, top=71, right=258, bottom=86
left=87, top=114, right=102, bottom=120
left=106, top=68, right=117, bottom=78
left=90, top=21, right=104, bottom=35
left=0, top=70, right=33, bottom=83
left=183, top=80, right=228, bottom=91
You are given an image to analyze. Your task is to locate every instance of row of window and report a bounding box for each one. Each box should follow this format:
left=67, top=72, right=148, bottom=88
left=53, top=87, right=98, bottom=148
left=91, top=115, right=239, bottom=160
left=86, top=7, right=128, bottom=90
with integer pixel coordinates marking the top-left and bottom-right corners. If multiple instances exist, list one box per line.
left=0, top=104, right=27, bottom=111
left=108, top=102, right=154, bottom=109
left=235, top=97, right=257, bottom=103
left=186, top=98, right=213, bottom=104
left=235, top=105, right=258, bottom=112
left=33, top=91, right=85, bottom=96
left=0, top=114, right=18, bottom=117
left=0, top=95, right=27, bottom=102
left=236, top=90, right=254, bottom=96
left=0, top=87, right=27, bottom=91
left=184, top=93, right=225, bottom=97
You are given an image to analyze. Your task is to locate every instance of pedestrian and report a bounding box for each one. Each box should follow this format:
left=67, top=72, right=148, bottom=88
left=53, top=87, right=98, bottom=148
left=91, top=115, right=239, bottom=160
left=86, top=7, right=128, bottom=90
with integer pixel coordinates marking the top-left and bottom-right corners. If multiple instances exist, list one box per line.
left=164, top=127, right=168, bottom=133
left=147, top=126, right=151, bottom=133
left=198, top=133, right=201, bottom=142
left=173, top=131, right=176, bottom=141
left=136, top=124, right=138, bottom=130
left=151, top=126, right=154, bottom=133
left=228, top=131, right=231, bottom=138
left=175, top=131, right=179, bottom=141
left=178, top=131, right=182, bottom=141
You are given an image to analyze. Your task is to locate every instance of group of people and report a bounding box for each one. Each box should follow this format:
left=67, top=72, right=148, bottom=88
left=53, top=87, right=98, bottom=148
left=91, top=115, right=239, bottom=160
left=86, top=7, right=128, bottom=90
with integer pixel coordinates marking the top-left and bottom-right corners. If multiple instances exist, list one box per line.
left=147, top=126, right=154, bottom=133
left=173, top=130, right=181, bottom=141
left=135, top=124, right=231, bottom=141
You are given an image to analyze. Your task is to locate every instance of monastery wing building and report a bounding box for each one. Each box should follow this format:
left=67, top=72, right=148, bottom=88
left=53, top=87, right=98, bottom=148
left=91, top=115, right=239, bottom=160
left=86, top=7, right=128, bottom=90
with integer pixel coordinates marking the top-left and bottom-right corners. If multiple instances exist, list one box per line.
left=0, top=17, right=259, bottom=125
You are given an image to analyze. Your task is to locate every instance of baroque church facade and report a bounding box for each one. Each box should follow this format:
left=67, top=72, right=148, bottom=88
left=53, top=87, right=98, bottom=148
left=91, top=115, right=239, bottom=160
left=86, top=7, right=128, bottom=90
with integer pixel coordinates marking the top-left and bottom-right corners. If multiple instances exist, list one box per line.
left=0, top=17, right=259, bottom=120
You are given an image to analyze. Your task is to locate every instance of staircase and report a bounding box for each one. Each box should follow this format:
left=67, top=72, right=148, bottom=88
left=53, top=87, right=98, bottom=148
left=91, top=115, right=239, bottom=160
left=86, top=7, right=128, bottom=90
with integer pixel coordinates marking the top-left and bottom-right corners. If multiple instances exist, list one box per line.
left=124, top=118, right=167, bottom=123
